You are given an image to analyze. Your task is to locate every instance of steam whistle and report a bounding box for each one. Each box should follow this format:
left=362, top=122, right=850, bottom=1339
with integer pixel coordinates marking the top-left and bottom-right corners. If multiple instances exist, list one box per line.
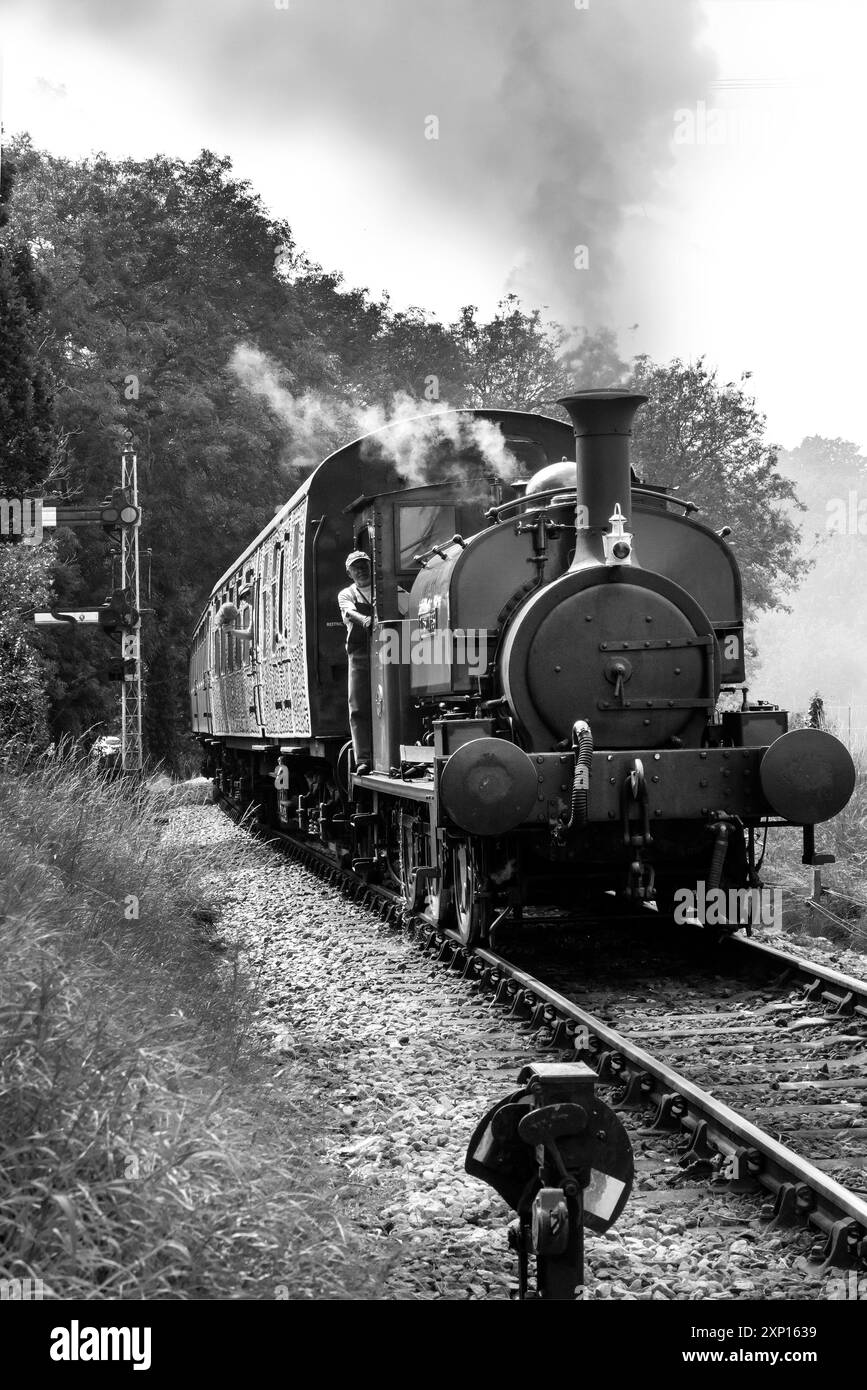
left=602, top=504, right=633, bottom=566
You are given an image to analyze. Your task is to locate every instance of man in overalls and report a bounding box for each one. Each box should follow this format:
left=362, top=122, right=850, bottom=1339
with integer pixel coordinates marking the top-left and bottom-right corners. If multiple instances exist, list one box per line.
left=338, top=550, right=374, bottom=775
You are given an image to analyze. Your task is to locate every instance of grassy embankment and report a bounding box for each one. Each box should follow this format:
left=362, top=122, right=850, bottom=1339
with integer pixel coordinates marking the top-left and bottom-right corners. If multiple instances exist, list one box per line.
left=0, top=743, right=380, bottom=1300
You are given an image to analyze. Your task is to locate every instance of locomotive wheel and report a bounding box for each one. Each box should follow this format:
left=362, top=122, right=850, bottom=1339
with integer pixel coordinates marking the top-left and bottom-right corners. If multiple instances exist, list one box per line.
left=398, top=807, right=451, bottom=928
left=451, top=839, right=492, bottom=946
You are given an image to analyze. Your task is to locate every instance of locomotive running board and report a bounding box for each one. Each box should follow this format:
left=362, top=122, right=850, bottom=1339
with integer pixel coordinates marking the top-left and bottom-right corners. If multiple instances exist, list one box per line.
left=351, top=771, right=435, bottom=802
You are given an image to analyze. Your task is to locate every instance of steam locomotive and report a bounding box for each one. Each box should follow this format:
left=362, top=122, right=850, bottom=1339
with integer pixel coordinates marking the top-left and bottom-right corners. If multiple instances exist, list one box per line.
left=190, top=390, right=856, bottom=942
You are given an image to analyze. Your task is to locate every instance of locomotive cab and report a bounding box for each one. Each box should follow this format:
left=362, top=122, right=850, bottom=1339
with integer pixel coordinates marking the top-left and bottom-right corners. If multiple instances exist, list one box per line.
left=349, top=478, right=491, bottom=772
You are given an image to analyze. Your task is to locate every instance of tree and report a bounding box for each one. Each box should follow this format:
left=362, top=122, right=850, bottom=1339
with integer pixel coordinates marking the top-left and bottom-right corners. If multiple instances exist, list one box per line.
left=0, top=148, right=58, bottom=745
left=808, top=693, right=826, bottom=729
left=0, top=149, right=57, bottom=498
left=559, top=325, right=630, bottom=395
left=359, top=303, right=468, bottom=408
left=751, top=435, right=867, bottom=716
left=450, top=297, right=566, bottom=410
left=5, top=144, right=311, bottom=762
left=0, top=542, right=54, bottom=745
left=780, top=434, right=867, bottom=525
left=7, top=142, right=464, bottom=763
left=446, top=299, right=628, bottom=412
left=629, top=356, right=803, bottom=616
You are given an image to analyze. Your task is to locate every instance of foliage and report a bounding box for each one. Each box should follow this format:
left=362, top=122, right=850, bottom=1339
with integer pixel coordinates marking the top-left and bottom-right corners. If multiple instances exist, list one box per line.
left=629, top=356, right=803, bottom=617
left=751, top=434, right=867, bottom=710
left=782, top=434, right=867, bottom=517
left=0, top=543, right=54, bottom=745
left=0, top=149, right=58, bottom=745
left=808, top=692, right=826, bottom=730
left=0, top=150, right=57, bottom=496
left=450, top=298, right=627, bottom=411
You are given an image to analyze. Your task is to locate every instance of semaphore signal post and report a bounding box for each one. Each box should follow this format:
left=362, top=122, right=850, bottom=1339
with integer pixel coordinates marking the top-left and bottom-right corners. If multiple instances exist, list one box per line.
left=31, top=447, right=144, bottom=775
left=118, top=449, right=142, bottom=775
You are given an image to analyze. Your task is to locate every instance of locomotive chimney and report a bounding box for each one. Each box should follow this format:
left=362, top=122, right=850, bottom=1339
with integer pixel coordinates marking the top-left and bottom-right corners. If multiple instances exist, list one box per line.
left=557, top=388, right=647, bottom=569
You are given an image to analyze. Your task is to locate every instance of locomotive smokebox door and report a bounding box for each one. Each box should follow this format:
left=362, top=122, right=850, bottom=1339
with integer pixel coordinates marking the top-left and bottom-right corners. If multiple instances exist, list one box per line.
left=466, top=1062, right=633, bottom=1300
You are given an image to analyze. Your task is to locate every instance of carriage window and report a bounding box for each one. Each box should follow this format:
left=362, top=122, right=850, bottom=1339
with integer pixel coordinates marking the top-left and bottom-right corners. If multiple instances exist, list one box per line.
left=271, top=544, right=280, bottom=649
left=228, top=585, right=237, bottom=670
left=289, top=522, right=300, bottom=641
left=396, top=505, right=456, bottom=569
left=278, top=547, right=285, bottom=637
left=261, top=551, right=269, bottom=646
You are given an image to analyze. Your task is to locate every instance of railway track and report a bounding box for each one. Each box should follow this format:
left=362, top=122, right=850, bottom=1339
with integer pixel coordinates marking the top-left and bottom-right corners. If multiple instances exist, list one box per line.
left=220, top=795, right=867, bottom=1273
left=468, top=935, right=867, bottom=1269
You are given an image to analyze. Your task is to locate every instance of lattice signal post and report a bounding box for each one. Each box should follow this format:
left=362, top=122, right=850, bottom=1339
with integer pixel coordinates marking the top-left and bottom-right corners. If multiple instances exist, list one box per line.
left=33, top=449, right=144, bottom=775
left=118, top=450, right=142, bottom=774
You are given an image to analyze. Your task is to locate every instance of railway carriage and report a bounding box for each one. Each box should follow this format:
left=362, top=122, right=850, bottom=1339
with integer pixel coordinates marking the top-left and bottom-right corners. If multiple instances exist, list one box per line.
left=191, top=391, right=856, bottom=942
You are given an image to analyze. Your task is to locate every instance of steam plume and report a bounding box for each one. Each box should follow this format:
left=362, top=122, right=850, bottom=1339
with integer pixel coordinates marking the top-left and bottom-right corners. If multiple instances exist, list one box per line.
left=229, top=343, right=518, bottom=482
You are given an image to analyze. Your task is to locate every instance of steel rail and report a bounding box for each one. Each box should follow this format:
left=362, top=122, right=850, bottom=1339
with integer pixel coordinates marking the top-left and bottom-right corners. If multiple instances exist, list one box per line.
left=472, top=945, right=867, bottom=1265
left=725, top=935, right=867, bottom=1018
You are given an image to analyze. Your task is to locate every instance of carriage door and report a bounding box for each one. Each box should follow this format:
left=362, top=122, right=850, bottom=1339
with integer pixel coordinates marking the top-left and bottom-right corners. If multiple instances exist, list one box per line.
left=201, top=626, right=213, bottom=734
left=240, top=571, right=264, bottom=737
left=190, top=641, right=199, bottom=729
left=251, top=574, right=265, bottom=735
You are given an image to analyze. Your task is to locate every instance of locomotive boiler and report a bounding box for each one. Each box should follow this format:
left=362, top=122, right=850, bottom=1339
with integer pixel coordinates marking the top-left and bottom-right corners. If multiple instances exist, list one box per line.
left=191, top=389, right=856, bottom=943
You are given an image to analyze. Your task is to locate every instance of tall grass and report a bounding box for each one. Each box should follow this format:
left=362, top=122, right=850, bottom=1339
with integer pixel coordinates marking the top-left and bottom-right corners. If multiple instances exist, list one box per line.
left=0, top=743, right=382, bottom=1299
left=827, top=743, right=867, bottom=881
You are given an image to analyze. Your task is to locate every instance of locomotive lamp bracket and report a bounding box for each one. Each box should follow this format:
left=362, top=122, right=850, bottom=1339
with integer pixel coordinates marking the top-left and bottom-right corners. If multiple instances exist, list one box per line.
left=621, top=758, right=652, bottom=847
left=466, top=1062, right=633, bottom=1301
left=513, top=511, right=569, bottom=581
left=602, top=504, right=633, bottom=566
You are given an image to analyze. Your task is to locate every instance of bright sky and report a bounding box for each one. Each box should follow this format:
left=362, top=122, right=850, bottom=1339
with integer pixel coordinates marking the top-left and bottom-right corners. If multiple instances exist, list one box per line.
left=2, top=0, right=865, bottom=451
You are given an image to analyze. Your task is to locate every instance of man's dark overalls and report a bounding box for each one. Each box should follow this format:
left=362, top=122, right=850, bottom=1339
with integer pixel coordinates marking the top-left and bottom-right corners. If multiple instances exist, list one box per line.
left=344, top=582, right=373, bottom=769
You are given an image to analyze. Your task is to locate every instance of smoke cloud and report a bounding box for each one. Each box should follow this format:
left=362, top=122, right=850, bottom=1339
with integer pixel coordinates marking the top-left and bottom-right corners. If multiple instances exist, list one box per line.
left=10, top=0, right=716, bottom=327
left=229, top=343, right=518, bottom=483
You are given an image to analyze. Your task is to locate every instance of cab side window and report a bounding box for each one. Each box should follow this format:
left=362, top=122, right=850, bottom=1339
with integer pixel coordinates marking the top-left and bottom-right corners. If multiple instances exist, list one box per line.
left=395, top=504, right=456, bottom=571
